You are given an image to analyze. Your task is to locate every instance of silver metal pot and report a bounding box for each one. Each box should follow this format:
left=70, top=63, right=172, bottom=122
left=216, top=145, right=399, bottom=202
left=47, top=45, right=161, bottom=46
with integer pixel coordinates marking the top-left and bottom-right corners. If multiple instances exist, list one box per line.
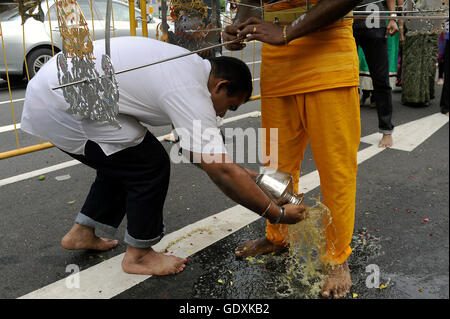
left=255, top=167, right=304, bottom=206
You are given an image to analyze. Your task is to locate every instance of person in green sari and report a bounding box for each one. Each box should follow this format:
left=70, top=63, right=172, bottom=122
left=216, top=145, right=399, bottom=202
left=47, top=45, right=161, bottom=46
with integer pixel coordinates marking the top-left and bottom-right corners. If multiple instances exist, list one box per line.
left=400, top=0, right=446, bottom=106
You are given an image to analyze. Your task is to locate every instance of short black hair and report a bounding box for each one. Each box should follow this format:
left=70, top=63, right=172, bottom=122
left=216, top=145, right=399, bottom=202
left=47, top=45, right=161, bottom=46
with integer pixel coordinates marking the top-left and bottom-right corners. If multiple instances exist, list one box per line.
left=207, top=56, right=253, bottom=102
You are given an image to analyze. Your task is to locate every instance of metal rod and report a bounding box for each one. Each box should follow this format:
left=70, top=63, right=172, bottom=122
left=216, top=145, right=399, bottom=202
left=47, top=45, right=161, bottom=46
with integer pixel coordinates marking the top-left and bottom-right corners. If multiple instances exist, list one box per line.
left=183, top=27, right=222, bottom=33
left=350, top=15, right=449, bottom=20
left=353, top=10, right=447, bottom=14
left=105, top=0, right=112, bottom=57
left=52, top=38, right=245, bottom=91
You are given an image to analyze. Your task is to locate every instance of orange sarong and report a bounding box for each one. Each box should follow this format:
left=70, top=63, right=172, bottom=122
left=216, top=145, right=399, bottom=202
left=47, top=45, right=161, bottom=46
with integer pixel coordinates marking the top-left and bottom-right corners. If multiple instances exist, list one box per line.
left=260, top=0, right=360, bottom=264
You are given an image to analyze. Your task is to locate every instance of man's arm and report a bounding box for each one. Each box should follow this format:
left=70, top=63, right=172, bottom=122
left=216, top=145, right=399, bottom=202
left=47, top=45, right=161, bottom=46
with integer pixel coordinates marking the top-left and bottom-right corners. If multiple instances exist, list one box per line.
left=385, top=0, right=400, bottom=37
left=190, top=152, right=307, bottom=224
left=223, top=0, right=262, bottom=50
left=224, top=0, right=363, bottom=47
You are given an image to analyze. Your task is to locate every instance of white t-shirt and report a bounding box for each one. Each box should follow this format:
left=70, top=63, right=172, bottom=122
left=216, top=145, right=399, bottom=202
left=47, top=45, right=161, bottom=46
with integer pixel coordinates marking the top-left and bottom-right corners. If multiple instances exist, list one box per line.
left=21, top=37, right=226, bottom=156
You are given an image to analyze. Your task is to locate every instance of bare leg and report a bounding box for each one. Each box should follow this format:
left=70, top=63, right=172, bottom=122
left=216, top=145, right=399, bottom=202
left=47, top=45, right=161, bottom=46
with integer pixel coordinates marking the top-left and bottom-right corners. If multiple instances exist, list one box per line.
left=61, top=223, right=119, bottom=251
left=121, top=246, right=187, bottom=275
left=378, top=133, right=393, bottom=148
left=320, top=260, right=352, bottom=299
left=235, top=237, right=286, bottom=257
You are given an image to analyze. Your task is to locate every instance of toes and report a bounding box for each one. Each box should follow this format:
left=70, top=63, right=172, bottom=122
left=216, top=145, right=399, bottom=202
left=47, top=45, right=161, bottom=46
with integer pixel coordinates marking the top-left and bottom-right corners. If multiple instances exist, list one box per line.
left=101, top=238, right=118, bottom=245
left=320, top=285, right=331, bottom=298
left=96, top=238, right=119, bottom=251
left=333, top=288, right=339, bottom=299
left=235, top=245, right=248, bottom=257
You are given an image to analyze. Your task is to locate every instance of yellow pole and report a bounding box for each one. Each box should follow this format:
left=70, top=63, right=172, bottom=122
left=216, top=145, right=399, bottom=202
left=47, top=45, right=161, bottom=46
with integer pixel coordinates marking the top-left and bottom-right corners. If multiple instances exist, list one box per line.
left=22, top=24, right=31, bottom=81
left=140, top=0, right=148, bottom=37
left=90, top=0, right=96, bottom=40
left=0, top=143, right=54, bottom=160
left=129, top=0, right=136, bottom=36
left=46, top=0, right=55, bottom=56
left=0, top=19, right=20, bottom=149
left=22, top=22, right=43, bottom=144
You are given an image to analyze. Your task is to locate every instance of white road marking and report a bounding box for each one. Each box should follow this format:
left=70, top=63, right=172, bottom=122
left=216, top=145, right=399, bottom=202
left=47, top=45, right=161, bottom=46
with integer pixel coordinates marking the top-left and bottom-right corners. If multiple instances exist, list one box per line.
left=0, top=160, right=80, bottom=188
left=19, top=205, right=260, bottom=299
left=360, top=113, right=449, bottom=151
left=0, top=123, right=20, bottom=133
left=0, top=97, right=25, bottom=105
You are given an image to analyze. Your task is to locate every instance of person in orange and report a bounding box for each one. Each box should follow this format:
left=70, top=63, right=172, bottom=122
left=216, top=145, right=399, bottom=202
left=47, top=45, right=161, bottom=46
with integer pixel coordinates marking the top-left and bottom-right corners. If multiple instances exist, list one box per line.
left=224, top=0, right=362, bottom=298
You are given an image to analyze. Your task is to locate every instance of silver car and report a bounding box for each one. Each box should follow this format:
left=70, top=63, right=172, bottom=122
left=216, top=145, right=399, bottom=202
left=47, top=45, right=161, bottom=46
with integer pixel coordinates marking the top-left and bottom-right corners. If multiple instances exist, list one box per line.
left=0, top=0, right=171, bottom=82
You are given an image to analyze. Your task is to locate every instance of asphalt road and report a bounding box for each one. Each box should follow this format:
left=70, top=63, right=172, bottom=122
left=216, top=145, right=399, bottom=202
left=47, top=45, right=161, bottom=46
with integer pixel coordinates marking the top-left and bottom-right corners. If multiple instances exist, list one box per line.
left=0, top=42, right=448, bottom=305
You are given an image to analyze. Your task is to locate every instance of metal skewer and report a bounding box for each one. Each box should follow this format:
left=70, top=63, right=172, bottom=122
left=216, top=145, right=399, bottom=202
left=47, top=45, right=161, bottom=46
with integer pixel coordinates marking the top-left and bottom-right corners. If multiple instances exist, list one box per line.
left=52, top=37, right=244, bottom=91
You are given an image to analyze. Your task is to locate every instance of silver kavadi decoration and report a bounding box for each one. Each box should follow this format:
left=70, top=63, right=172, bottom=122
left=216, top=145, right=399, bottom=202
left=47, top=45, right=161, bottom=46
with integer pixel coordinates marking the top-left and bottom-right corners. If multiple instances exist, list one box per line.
left=56, top=53, right=120, bottom=126
left=56, top=0, right=120, bottom=128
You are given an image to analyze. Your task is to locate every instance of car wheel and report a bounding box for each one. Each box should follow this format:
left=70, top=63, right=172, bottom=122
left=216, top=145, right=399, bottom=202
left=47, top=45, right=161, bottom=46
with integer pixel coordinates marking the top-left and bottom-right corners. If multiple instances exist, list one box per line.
left=26, top=48, right=53, bottom=79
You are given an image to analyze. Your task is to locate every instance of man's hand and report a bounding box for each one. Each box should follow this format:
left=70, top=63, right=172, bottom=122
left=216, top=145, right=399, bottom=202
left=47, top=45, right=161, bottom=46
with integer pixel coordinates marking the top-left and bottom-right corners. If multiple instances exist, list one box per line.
left=244, top=168, right=259, bottom=181
left=223, top=24, right=247, bottom=50
left=279, top=203, right=308, bottom=224
left=236, top=17, right=287, bottom=45
left=386, top=19, right=399, bottom=38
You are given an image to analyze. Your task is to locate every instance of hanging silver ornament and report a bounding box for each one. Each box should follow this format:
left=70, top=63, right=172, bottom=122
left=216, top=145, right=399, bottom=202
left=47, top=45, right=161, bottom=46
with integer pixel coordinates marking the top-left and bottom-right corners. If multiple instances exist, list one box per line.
left=55, top=0, right=120, bottom=128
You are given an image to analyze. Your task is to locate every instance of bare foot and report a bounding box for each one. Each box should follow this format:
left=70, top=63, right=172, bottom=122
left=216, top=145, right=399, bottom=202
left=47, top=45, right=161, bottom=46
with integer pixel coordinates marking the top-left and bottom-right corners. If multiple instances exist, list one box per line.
left=235, top=237, right=286, bottom=258
left=61, top=223, right=119, bottom=251
left=378, top=134, right=393, bottom=148
left=321, top=261, right=352, bottom=299
left=121, top=246, right=187, bottom=276
left=446, top=112, right=449, bottom=117
left=437, top=78, right=444, bottom=85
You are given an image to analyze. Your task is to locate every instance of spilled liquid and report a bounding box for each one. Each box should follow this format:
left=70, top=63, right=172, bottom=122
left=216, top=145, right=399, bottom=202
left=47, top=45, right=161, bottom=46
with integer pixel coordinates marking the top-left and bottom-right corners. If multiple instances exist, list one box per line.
left=190, top=201, right=384, bottom=299
left=266, top=199, right=334, bottom=298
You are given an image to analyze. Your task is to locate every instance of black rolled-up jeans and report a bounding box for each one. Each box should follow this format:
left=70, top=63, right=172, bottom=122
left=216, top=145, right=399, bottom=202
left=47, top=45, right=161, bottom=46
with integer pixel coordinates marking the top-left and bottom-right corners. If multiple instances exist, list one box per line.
left=354, top=27, right=395, bottom=134
left=62, top=131, right=171, bottom=249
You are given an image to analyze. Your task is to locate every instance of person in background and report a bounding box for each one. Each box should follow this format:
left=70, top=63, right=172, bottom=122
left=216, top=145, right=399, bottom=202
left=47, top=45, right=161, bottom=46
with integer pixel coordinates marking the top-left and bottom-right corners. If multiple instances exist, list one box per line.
left=438, top=30, right=447, bottom=85
left=353, top=0, right=399, bottom=148
left=224, top=0, right=363, bottom=299
left=400, top=0, right=445, bottom=106
left=440, top=21, right=449, bottom=115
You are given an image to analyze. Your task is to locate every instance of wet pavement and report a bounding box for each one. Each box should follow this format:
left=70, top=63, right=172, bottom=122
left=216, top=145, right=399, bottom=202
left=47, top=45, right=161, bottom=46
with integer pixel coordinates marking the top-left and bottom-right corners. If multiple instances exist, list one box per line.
left=0, top=82, right=448, bottom=304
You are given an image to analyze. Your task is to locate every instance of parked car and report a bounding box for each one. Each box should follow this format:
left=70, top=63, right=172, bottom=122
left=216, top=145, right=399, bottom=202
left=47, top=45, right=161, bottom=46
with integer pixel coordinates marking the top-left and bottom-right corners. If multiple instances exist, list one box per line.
left=0, top=0, right=172, bottom=82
